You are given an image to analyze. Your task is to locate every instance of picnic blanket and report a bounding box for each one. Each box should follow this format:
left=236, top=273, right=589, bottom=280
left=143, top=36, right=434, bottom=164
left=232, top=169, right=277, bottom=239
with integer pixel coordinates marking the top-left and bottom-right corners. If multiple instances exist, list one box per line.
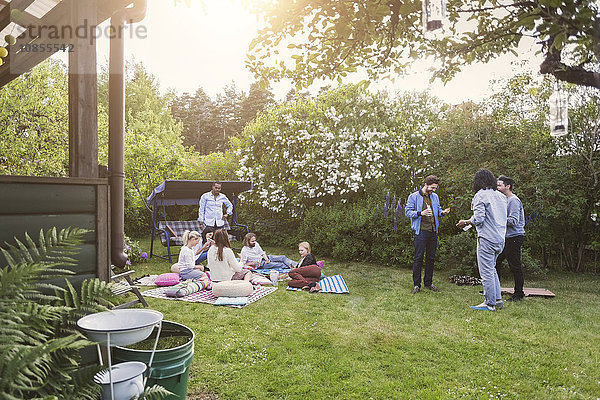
left=142, top=285, right=277, bottom=308
left=254, top=267, right=291, bottom=275
left=286, top=275, right=349, bottom=294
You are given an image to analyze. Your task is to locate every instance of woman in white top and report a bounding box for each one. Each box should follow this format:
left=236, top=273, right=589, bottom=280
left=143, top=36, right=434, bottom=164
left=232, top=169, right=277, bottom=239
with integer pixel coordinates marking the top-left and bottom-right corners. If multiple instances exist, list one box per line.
left=173, top=230, right=209, bottom=281
left=207, top=229, right=252, bottom=282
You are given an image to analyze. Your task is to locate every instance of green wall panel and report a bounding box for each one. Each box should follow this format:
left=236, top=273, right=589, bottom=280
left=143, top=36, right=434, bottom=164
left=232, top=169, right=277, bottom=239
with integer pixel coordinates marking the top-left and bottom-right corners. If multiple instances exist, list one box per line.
left=0, top=244, right=96, bottom=274
left=0, top=183, right=96, bottom=214
left=0, top=214, right=97, bottom=246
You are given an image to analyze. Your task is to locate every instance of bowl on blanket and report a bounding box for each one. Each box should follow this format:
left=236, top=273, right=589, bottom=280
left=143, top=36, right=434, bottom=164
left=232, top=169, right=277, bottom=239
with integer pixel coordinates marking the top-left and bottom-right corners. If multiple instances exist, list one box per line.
left=212, top=280, right=253, bottom=297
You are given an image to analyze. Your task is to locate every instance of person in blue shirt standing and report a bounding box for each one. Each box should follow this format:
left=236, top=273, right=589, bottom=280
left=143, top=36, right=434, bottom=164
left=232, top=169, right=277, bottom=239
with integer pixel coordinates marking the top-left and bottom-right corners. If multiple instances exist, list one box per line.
left=457, top=169, right=508, bottom=311
left=198, top=181, right=233, bottom=242
left=496, top=175, right=526, bottom=302
left=405, top=175, right=451, bottom=294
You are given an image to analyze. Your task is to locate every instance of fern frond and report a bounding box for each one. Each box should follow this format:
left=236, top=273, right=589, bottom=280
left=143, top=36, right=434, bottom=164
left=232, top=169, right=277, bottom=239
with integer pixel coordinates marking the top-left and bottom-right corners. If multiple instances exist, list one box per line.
left=24, top=232, right=41, bottom=261
left=140, top=384, right=175, bottom=400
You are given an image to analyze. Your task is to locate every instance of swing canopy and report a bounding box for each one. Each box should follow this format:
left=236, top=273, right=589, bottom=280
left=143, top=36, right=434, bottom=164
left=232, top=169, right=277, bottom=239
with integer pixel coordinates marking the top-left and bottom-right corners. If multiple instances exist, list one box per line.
left=146, top=180, right=253, bottom=206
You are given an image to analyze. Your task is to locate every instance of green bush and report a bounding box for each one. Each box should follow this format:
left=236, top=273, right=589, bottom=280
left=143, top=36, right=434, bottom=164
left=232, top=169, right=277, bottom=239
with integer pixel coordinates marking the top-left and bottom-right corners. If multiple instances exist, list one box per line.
left=296, top=195, right=415, bottom=267
left=437, top=231, right=479, bottom=276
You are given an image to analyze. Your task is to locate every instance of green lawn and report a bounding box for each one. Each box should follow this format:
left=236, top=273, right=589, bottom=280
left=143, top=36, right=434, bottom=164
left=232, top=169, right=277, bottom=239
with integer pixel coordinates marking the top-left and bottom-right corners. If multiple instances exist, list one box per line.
left=127, top=238, right=600, bottom=399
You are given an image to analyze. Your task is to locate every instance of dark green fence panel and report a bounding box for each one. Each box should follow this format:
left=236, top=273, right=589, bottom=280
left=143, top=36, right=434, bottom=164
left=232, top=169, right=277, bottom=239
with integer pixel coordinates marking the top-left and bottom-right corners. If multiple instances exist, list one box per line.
left=0, top=183, right=96, bottom=214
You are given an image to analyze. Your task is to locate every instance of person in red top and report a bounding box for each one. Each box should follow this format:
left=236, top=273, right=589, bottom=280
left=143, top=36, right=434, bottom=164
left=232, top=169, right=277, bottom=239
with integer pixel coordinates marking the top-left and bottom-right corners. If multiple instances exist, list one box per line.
left=287, top=241, right=321, bottom=292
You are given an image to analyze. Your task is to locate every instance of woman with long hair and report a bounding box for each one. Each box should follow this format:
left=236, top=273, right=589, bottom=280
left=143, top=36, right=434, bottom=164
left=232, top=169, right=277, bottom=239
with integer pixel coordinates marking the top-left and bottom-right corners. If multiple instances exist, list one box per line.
left=207, top=229, right=251, bottom=282
left=457, top=169, right=508, bottom=311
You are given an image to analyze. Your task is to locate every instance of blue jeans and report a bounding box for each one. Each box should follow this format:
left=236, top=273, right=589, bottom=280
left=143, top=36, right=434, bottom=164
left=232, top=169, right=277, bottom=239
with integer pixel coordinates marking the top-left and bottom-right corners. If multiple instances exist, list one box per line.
left=478, top=237, right=504, bottom=306
left=195, top=251, right=208, bottom=265
left=260, top=255, right=293, bottom=269
left=413, top=230, right=437, bottom=287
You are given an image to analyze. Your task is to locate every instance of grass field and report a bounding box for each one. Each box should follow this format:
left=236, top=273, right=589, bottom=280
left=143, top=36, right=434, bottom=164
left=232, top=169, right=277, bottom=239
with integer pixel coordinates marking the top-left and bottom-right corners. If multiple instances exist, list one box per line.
left=127, top=238, right=600, bottom=399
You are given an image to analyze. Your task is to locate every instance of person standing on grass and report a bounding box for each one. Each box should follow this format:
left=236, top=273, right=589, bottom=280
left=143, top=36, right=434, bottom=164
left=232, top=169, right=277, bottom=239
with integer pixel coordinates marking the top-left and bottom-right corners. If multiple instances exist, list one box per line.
left=198, top=181, right=233, bottom=242
left=405, top=175, right=450, bottom=294
left=496, top=175, right=526, bottom=302
left=457, top=169, right=507, bottom=311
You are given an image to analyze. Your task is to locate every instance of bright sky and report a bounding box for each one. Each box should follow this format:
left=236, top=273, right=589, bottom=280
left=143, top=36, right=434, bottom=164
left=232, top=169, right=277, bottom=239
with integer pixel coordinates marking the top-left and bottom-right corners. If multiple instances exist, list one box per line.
left=89, top=0, right=543, bottom=104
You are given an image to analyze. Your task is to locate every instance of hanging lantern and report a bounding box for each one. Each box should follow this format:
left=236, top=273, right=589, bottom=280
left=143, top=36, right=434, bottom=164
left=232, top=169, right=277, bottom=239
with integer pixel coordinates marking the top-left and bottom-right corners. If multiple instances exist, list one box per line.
left=422, top=0, right=447, bottom=34
left=549, top=88, right=568, bottom=137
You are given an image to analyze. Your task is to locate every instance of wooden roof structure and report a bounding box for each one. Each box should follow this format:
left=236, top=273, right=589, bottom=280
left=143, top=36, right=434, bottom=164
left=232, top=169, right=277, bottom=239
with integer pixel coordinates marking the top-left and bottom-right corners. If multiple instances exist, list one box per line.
left=0, top=0, right=135, bottom=87
left=0, top=0, right=147, bottom=274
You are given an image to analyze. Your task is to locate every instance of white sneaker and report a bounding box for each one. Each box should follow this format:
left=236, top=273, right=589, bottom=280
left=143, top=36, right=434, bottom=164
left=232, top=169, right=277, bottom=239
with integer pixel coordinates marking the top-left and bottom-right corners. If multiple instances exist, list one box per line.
left=470, top=302, right=496, bottom=311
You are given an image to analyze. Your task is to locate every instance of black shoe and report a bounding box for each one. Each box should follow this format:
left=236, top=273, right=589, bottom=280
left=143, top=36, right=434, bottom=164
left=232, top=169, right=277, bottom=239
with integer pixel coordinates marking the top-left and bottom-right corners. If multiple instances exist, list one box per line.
left=507, top=295, right=523, bottom=302
left=425, top=284, right=441, bottom=292
left=411, top=286, right=420, bottom=294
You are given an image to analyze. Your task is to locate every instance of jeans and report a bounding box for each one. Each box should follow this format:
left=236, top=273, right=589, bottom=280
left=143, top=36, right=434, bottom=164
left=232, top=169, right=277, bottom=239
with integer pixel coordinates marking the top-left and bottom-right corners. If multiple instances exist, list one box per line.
left=477, top=237, right=504, bottom=306
left=260, top=255, right=293, bottom=269
left=495, top=235, right=524, bottom=298
left=413, top=230, right=437, bottom=287
left=195, top=250, right=208, bottom=265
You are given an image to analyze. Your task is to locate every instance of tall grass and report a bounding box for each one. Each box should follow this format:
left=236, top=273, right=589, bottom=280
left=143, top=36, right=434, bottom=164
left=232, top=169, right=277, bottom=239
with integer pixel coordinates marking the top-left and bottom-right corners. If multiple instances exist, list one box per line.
left=131, top=239, right=600, bottom=399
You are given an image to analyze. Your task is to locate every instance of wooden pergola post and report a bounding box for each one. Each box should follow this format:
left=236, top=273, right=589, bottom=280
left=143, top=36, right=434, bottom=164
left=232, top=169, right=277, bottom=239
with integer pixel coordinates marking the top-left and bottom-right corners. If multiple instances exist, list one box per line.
left=68, top=0, right=98, bottom=178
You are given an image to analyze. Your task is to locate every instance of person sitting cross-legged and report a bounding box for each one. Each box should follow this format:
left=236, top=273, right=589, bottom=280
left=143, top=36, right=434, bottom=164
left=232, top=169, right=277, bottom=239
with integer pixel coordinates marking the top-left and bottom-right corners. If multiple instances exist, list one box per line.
left=207, top=229, right=253, bottom=282
left=240, top=233, right=297, bottom=270
left=288, top=241, right=321, bottom=292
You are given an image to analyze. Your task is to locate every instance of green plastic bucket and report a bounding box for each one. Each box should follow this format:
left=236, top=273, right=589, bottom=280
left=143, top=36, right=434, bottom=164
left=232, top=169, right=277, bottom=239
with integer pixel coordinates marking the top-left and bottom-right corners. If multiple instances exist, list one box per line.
left=112, top=320, right=195, bottom=400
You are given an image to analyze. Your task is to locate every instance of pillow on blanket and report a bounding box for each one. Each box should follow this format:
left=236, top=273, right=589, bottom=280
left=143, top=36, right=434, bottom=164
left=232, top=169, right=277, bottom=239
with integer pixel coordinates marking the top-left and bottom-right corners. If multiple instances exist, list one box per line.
left=215, top=296, right=248, bottom=306
left=165, top=281, right=205, bottom=298
left=317, top=260, right=325, bottom=269
left=250, top=274, right=273, bottom=286
left=212, top=280, right=253, bottom=297
left=155, top=272, right=180, bottom=286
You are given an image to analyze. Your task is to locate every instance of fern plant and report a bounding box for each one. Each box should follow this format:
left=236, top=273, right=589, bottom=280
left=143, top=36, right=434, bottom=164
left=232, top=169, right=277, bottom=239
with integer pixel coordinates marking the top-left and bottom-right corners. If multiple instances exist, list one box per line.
left=0, top=227, right=120, bottom=400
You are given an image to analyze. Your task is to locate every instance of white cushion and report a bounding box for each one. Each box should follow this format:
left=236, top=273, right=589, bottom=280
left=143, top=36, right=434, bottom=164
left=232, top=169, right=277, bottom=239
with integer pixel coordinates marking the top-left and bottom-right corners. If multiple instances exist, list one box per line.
left=212, top=280, right=253, bottom=297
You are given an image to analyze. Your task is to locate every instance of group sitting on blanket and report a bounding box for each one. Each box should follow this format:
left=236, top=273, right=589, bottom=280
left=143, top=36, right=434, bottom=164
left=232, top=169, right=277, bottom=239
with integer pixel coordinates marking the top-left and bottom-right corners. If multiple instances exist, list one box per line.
left=170, top=228, right=323, bottom=292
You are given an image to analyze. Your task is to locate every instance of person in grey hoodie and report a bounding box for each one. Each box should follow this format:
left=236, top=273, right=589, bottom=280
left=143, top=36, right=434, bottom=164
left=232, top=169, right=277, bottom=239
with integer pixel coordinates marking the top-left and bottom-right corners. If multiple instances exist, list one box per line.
left=457, top=169, right=507, bottom=311
left=496, top=175, right=526, bottom=301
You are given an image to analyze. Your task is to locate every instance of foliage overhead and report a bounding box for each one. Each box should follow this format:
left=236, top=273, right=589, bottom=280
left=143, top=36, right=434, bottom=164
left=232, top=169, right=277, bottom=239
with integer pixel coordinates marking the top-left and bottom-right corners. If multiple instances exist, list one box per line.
left=247, top=0, right=600, bottom=89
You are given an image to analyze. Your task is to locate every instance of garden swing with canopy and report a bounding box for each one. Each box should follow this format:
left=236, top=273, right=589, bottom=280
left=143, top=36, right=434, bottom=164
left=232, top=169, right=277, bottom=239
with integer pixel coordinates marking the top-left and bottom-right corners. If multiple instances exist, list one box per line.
left=147, top=180, right=253, bottom=263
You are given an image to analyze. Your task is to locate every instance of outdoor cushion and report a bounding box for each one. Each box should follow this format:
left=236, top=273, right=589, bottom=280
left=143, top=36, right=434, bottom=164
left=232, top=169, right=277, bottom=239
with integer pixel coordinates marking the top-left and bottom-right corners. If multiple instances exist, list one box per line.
left=212, top=280, right=253, bottom=297
left=155, top=272, right=180, bottom=286
left=214, top=296, right=248, bottom=306
left=317, top=260, right=325, bottom=269
left=249, top=274, right=273, bottom=286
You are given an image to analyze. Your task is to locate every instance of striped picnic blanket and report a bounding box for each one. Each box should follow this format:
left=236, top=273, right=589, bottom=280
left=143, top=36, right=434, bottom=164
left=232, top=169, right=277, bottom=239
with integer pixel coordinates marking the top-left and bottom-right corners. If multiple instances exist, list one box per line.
left=142, top=285, right=277, bottom=308
left=286, top=275, right=349, bottom=294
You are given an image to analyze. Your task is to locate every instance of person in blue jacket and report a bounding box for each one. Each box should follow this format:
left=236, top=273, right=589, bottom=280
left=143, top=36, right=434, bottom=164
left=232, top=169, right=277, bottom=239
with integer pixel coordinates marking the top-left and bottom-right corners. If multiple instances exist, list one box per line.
left=405, top=175, right=450, bottom=294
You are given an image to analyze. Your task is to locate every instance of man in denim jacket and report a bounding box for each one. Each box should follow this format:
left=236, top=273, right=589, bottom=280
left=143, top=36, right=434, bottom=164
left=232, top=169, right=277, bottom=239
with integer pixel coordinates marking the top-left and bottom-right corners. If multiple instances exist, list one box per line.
left=405, top=175, right=450, bottom=294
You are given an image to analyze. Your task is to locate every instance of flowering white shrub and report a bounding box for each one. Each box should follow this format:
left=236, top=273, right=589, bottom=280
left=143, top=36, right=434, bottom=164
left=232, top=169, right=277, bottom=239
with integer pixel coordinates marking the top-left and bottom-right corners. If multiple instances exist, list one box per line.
left=233, top=85, right=442, bottom=217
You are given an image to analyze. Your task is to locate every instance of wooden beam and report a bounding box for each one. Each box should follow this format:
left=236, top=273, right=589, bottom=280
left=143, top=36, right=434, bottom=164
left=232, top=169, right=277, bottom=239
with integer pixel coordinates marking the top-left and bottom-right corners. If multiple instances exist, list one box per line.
left=0, top=0, right=135, bottom=88
left=68, top=0, right=98, bottom=178
left=0, top=0, right=36, bottom=33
